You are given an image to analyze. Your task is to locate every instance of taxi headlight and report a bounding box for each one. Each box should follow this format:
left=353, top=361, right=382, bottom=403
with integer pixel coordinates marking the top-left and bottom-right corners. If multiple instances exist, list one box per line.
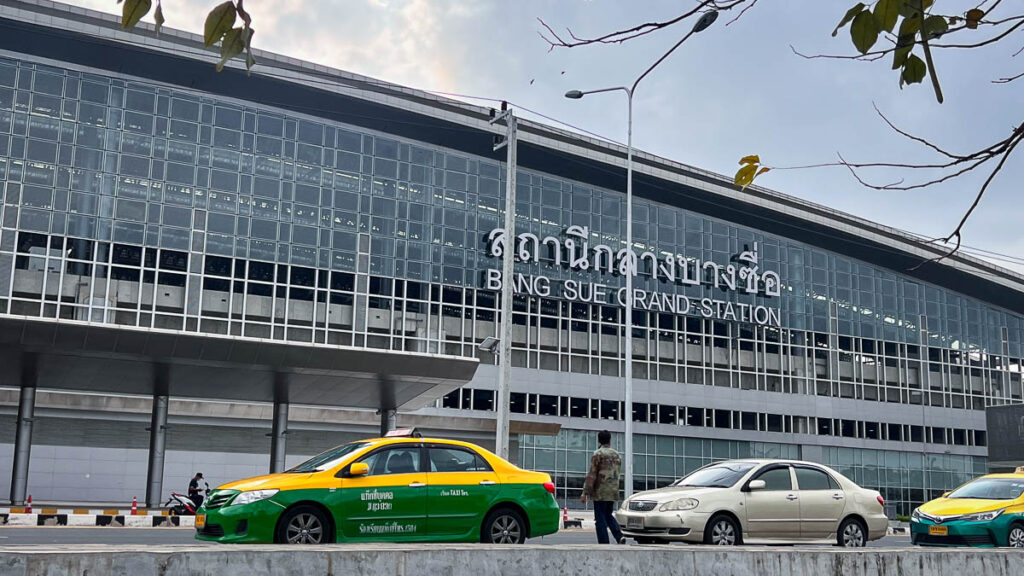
left=620, top=500, right=629, bottom=511
left=911, top=508, right=921, bottom=522
left=659, top=497, right=699, bottom=512
left=230, top=489, right=279, bottom=507
left=960, top=508, right=1004, bottom=522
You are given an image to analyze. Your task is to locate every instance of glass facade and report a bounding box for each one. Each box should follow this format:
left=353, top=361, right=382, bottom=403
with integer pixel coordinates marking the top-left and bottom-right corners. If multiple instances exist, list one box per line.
left=519, top=429, right=800, bottom=509
left=818, top=446, right=987, bottom=518
left=0, top=51, right=1021, bottom=518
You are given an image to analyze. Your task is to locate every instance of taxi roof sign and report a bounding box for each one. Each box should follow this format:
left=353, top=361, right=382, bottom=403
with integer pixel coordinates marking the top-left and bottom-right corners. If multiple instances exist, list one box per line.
left=385, top=428, right=421, bottom=438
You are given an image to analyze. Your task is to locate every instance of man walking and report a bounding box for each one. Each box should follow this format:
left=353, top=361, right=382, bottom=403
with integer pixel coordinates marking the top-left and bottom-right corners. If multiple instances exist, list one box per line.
left=580, top=430, right=626, bottom=544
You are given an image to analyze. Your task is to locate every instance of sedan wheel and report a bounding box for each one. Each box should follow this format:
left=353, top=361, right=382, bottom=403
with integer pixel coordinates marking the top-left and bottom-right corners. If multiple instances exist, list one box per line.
left=838, top=518, right=866, bottom=547
left=1008, top=526, right=1024, bottom=548
left=705, top=516, right=739, bottom=545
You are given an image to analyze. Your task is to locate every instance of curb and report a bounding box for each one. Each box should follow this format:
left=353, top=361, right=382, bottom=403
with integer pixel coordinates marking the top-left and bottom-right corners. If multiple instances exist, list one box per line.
left=1, top=513, right=194, bottom=527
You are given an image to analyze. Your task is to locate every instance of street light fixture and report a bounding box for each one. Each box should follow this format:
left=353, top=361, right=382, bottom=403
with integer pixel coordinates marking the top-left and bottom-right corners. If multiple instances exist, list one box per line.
left=479, top=337, right=499, bottom=354
left=564, top=9, right=717, bottom=498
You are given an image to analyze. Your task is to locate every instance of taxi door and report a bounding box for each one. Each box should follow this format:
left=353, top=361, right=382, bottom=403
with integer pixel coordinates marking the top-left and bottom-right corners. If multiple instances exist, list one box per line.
left=337, top=444, right=428, bottom=541
left=425, top=444, right=500, bottom=537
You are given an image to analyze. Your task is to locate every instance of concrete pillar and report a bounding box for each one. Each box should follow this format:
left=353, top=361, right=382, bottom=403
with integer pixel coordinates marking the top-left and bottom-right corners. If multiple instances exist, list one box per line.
left=269, top=374, right=288, bottom=474
left=145, top=365, right=170, bottom=508
left=10, top=354, right=38, bottom=506
left=379, top=409, right=396, bottom=437
left=144, top=392, right=169, bottom=507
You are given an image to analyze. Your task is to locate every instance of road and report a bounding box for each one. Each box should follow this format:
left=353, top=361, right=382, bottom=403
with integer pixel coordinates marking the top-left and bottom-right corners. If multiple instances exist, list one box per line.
left=0, top=526, right=911, bottom=547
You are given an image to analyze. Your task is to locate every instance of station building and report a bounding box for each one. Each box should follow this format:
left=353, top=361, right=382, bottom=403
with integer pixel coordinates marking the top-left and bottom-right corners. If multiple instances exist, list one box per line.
left=1, top=0, right=1022, bottom=516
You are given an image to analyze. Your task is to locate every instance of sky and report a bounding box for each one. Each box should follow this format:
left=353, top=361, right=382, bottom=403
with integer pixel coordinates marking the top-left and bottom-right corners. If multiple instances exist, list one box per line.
left=76, top=0, right=1024, bottom=272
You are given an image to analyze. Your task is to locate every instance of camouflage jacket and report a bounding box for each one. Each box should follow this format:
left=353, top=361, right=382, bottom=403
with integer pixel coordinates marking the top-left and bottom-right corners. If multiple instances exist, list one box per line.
left=583, top=445, right=621, bottom=502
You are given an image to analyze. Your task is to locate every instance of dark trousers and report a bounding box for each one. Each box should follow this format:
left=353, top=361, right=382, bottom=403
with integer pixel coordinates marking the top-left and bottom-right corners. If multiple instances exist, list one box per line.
left=593, top=500, right=624, bottom=544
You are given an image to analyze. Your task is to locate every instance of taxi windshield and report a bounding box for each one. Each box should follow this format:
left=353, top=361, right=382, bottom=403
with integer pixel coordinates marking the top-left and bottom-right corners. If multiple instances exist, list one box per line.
left=673, top=462, right=757, bottom=488
left=947, top=478, right=1024, bottom=500
left=288, top=442, right=371, bottom=473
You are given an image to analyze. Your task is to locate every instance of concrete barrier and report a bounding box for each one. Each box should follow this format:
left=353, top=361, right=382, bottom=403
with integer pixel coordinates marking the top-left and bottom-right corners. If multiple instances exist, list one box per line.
left=0, top=545, right=1019, bottom=576
left=1, top=513, right=195, bottom=527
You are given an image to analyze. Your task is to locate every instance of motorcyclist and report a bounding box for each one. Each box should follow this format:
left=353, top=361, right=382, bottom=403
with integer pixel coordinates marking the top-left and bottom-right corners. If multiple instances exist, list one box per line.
left=188, top=472, right=206, bottom=509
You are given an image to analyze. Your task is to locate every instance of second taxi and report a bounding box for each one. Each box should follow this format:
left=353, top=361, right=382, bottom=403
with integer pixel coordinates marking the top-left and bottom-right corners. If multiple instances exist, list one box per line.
left=194, top=434, right=559, bottom=544
left=911, top=467, right=1024, bottom=548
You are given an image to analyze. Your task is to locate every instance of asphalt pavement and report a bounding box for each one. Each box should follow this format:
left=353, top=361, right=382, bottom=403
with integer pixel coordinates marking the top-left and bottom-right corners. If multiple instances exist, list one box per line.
left=0, top=526, right=912, bottom=547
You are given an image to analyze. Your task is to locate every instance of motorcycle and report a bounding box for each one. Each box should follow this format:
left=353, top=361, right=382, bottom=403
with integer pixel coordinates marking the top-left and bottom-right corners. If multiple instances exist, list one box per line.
left=164, top=481, right=209, bottom=516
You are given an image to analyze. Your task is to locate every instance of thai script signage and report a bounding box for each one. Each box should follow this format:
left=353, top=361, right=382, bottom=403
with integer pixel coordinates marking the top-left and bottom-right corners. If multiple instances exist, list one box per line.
left=482, top=226, right=782, bottom=327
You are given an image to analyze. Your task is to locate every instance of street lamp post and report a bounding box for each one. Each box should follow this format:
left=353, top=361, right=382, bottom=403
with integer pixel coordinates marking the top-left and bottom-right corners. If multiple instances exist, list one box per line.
left=565, top=10, right=717, bottom=498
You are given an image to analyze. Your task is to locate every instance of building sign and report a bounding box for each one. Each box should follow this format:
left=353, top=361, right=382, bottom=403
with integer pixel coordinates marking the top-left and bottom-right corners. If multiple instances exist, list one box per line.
left=482, top=226, right=782, bottom=327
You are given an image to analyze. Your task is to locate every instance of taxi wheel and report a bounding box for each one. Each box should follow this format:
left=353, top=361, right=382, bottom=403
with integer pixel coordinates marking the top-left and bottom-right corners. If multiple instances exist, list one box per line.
left=837, top=517, right=867, bottom=547
left=1008, top=524, right=1024, bottom=548
left=277, top=505, right=329, bottom=545
left=482, top=507, right=526, bottom=544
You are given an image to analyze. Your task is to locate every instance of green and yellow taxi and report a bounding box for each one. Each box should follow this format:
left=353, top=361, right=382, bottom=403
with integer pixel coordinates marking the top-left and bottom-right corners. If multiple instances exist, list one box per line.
left=194, top=434, right=559, bottom=544
left=911, top=467, right=1024, bottom=548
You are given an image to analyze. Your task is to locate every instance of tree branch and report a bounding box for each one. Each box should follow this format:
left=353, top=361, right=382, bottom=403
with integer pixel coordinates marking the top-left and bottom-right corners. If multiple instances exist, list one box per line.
left=537, top=0, right=747, bottom=50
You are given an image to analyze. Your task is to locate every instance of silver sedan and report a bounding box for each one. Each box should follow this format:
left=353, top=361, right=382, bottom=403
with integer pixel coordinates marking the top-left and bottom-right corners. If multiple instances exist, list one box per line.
left=614, top=459, right=889, bottom=546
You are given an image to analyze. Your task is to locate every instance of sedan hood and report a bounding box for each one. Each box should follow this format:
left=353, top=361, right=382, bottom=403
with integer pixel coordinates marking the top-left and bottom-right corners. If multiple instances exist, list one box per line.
left=627, top=485, right=726, bottom=503
left=919, top=497, right=1008, bottom=517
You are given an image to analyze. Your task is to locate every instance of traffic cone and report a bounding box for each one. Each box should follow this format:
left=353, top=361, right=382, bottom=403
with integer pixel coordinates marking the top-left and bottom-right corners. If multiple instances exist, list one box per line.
left=25, top=494, right=32, bottom=514
left=131, top=496, right=138, bottom=516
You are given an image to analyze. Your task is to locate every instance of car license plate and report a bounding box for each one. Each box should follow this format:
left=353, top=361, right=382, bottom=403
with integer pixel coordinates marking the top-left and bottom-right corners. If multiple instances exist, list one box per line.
left=195, top=514, right=206, bottom=528
left=928, top=525, right=948, bottom=536
left=626, top=516, right=644, bottom=529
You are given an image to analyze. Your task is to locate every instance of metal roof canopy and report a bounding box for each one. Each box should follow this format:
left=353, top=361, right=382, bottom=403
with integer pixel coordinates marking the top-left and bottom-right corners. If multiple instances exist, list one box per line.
left=0, top=316, right=479, bottom=411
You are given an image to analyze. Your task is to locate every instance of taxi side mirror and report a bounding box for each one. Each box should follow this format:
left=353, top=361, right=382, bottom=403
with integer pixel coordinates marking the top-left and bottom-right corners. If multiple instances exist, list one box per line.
left=349, top=462, right=369, bottom=477
left=748, top=480, right=766, bottom=491
left=942, top=491, right=950, bottom=498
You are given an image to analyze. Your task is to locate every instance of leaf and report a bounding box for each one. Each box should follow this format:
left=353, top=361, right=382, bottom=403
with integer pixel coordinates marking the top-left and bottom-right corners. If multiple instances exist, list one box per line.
left=901, top=54, right=926, bottom=86
left=898, top=0, right=933, bottom=19
left=872, top=0, right=899, bottom=33
left=965, top=8, right=983, bottom=30
left=849, top=10, right=880, bottom=54
left=756, top=166, right=771, bottom=177
left=898, top=13, right=920, bottom=36
left=891, top=33, right=915, bottom=70
left=734, top=163, right=758, bottom=189
left=217, top=27, right=251, bottom=71
left=832, top=3, right=866, bottom=37
left=154, top=1, right=164, bottom=34
left=923, top=15, right=948, bottom=38
left=121, top=0, right=151, bottom=29
left=204, top=1, right=237, bottom=47
left=236, top=0, right=252, bottom=28
left=738, top=155, right=761, bottom=165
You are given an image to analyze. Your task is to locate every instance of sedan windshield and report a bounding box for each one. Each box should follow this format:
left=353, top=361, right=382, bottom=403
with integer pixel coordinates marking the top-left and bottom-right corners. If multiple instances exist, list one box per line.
left=947, top=478, right=1024, bottom=500
left=673, top=462, right=757, bottom=488
left=287, top=442, right=371, bottom=473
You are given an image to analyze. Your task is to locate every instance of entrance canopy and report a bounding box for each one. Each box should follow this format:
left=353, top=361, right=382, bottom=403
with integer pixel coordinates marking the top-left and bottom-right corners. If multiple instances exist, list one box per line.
left=0, top=316, right=479, bottom=410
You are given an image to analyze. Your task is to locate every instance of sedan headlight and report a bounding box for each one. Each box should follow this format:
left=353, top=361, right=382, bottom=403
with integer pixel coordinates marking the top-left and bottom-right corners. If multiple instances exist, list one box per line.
left=960, top=508, right=1004, bottom=522
left=229, top=489, right=279, bottom=507
left=911, top=508, right=921, bottom=522
left=659, top=497, right=699, bottom=512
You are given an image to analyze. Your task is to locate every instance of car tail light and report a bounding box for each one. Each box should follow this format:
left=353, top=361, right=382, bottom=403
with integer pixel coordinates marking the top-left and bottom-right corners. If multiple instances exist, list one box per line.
left=877, top=495, right=885, bottom=508
left=543, top=482, right=556, bottom=495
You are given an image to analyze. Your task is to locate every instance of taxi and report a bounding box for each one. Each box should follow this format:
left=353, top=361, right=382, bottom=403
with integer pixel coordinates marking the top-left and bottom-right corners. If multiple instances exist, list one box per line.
left=193, top=431, right=559, bottom=544
left=911, top=467, right=1024, bottom=548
